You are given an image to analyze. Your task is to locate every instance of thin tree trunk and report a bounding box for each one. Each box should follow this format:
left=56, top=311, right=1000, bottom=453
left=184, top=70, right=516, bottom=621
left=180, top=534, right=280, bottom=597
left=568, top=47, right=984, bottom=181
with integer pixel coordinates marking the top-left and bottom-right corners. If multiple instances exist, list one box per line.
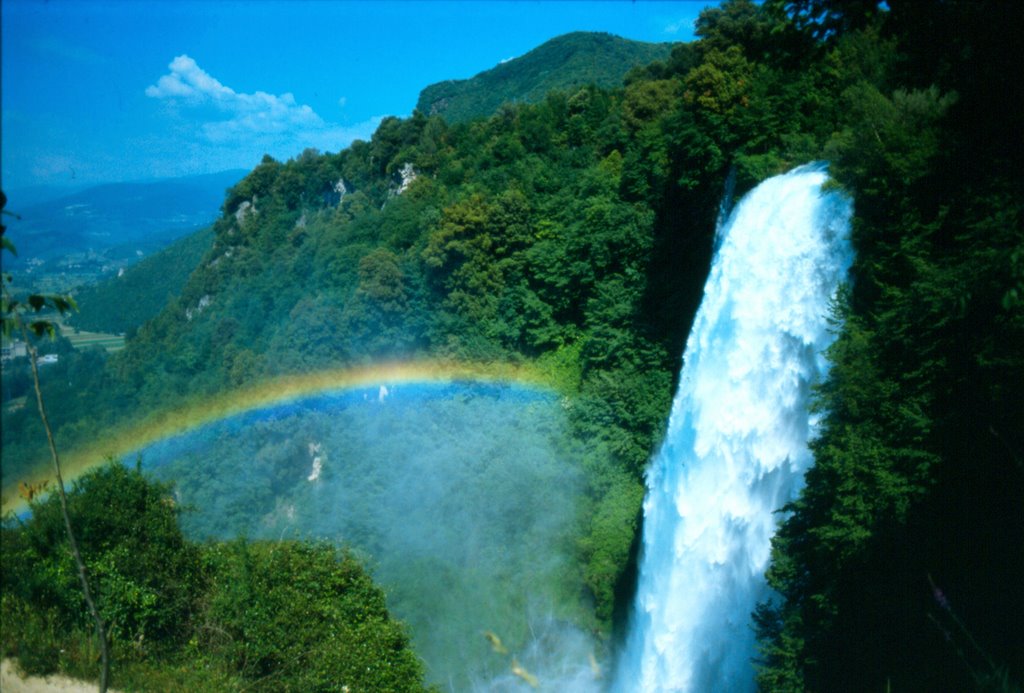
left=25, top=336, right=110, bottom=692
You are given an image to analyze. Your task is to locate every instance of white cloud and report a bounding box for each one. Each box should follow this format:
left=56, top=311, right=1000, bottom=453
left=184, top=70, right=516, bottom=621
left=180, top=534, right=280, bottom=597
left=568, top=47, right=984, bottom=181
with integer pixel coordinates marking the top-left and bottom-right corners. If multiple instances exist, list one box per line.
left=664, top=18, right=696, bottom=35
left=145, top=55, right=234, bottom=101
left=145, top=55, right=379, bottom=157
left=146, top=55, right=320, bottom=133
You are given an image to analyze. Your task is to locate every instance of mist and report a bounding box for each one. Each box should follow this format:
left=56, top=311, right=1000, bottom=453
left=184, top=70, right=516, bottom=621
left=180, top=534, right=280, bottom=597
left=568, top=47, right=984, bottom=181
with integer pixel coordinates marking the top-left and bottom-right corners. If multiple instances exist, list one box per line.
left=132, top=381, right=603, bottom=690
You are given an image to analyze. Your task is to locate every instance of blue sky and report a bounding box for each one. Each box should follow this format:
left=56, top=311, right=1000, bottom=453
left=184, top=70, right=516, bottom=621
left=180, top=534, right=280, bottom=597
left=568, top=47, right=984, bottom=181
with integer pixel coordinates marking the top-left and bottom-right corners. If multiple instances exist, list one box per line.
left=2, top=1, right=712, bottom=192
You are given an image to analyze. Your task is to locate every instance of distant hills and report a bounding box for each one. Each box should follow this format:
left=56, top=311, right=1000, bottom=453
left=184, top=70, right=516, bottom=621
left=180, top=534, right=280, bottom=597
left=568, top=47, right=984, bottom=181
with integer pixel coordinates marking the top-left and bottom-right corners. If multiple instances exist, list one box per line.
left=68, top=226, right=215, bottom=335
left=416, top=31, right=674, bottom=122
left=3, top=170, right=246, bottom=288
left=5, top=183, right=92, bottom=209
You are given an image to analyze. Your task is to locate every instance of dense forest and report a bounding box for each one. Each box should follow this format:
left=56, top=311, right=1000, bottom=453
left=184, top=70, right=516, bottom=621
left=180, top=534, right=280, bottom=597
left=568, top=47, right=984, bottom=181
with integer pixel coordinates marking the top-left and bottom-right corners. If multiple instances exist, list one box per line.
left=2, top=0, right=1022, bottom=690
left=416, top=32, right=674, bottom=123
left=68, top=226, right=216, bottom=336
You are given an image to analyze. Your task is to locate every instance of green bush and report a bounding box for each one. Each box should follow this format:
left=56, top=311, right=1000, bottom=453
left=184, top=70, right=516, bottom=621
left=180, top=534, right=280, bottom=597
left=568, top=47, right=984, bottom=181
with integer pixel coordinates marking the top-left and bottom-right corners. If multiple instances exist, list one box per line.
left=1, top=464, right=429, bottom=691
left=196, top=541, right=427, bottom=692
left=1, top=463, right=196, bottom=660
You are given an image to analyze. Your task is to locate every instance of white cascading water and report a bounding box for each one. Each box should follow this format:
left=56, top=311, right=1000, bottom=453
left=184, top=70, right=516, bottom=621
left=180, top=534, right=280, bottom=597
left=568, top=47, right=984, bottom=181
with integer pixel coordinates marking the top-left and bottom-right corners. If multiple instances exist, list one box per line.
left=615, top=164, right=853, bottom=692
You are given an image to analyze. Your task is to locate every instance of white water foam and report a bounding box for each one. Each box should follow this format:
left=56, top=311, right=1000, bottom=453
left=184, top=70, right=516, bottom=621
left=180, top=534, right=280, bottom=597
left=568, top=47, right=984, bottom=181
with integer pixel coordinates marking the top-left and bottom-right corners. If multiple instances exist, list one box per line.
left=614, top=164, right=853, bottom=692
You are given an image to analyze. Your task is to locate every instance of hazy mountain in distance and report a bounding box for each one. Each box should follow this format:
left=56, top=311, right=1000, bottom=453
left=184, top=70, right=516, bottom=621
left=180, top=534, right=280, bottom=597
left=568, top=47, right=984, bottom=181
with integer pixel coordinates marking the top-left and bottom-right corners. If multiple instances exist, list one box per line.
left=4, top=169, right=247, bottom=269
left=4, top=183, right=92, bottom=209
left=416, top=31, right=675, bottom=123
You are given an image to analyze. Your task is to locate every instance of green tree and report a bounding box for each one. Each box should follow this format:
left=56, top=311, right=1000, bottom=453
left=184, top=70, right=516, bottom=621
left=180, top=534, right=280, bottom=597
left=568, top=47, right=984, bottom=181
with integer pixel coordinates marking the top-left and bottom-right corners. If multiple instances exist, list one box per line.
left=342, top=248, right=414, bottom=356
left=755, top=2, right=1024, bottom=687
left=2, top=462, right=429, bottom=691
left=197, top=541, right=428, bottom=691
left=4, top=462, right=200, bottom=656
left=2, top=193, right=111, bottom=691
left=695, top=0, right=780, bottom=61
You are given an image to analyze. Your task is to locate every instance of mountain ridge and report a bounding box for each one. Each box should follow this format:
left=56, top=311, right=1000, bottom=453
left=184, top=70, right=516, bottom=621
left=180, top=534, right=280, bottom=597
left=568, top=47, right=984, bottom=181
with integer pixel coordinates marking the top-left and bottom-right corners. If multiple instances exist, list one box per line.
left=416, top=31, right=675, bottom=122
left=5, top=169, right=246, bottom=271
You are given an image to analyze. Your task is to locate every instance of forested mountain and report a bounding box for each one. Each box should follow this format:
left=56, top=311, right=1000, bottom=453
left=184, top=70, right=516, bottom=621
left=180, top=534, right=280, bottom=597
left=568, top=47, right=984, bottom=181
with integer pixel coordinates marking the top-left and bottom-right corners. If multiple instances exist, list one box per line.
left=67, top=226, right=215, bottom=335
left=4, top=35, right=719, bottom=686
left=3, top=1, right=1022, bottom=690
left=416, top=31, right=674, bottom=122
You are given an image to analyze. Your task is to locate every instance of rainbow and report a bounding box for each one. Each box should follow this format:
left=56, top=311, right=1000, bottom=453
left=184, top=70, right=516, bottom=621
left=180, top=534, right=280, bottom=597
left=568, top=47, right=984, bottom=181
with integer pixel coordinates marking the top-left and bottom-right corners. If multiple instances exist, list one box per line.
left=1, top=359, right=559, bottom=515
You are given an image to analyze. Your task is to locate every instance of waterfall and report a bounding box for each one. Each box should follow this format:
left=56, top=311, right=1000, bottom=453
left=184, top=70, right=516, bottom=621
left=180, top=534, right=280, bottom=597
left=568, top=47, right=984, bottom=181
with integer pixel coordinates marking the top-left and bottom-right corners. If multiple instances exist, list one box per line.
left=615, top=164, right=853, bottom=692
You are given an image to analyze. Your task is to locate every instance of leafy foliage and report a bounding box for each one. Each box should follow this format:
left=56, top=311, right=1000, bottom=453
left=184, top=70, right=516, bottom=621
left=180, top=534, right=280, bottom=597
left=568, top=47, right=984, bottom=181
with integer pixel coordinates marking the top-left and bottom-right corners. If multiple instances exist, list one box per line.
left=2, top=192, right=111, bottom=690
left=141, top=385, right=588, bottom=688
left=753, top=1, right=1024, bottom=690
left=68, top=226, right=215, bottom=335
left=1, top=464, right=428, bottom=691
left=2, top=463, right=198, bottom=655
left=196, top=541, right=426, bottom=692
left=417, top=32, right=673, bottom=123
